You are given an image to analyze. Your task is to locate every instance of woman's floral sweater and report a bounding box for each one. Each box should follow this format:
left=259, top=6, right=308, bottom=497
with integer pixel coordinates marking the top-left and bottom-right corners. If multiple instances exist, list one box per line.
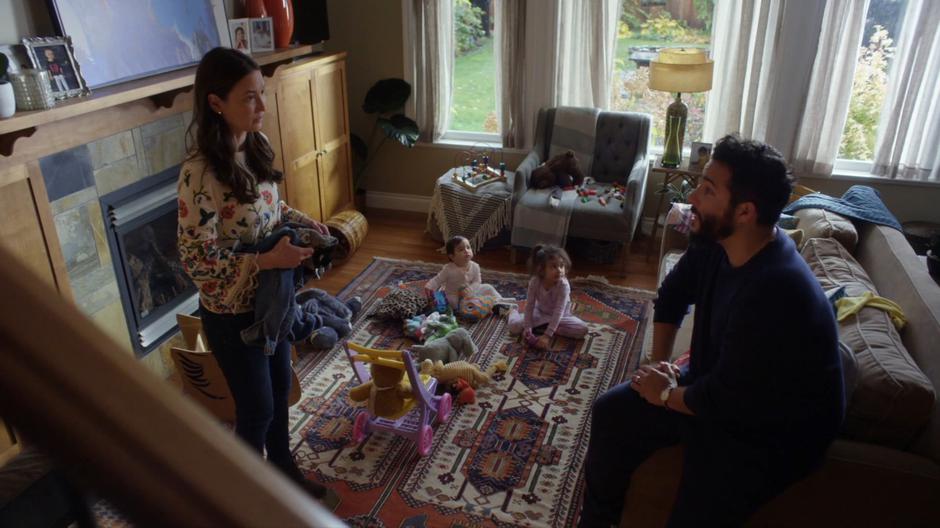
left=177, top=154, right=318, bottom=314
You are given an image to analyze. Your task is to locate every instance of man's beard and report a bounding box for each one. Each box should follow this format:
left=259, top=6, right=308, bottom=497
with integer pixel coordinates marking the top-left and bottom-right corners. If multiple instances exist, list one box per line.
left=690, top=205, right=735, bottom=242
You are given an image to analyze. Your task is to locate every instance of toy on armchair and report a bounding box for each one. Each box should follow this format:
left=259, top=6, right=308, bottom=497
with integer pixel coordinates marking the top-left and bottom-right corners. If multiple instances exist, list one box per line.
left=530, top=150, right=586, bottom=189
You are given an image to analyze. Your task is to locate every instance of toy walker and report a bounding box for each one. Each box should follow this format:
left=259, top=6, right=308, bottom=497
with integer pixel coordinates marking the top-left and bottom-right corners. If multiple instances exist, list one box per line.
left=344, top=342, right=452, bottom=456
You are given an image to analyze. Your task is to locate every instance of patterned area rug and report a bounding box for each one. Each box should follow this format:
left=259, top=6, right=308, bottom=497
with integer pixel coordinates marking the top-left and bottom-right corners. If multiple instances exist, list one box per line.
left=293, top=257, right=655, bottom=527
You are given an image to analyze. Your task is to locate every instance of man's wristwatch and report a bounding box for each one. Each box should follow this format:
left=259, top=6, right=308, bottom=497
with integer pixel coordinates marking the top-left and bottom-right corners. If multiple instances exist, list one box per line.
left=660, top=384, right=675, bottom=409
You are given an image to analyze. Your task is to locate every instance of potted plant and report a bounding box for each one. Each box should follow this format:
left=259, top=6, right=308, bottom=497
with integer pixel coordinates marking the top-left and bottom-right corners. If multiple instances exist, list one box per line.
left=928, top=234, right=940, bottom=277
left=0, top=53, right=16, bottom=119
left=350, top=78, right=420, bottom=207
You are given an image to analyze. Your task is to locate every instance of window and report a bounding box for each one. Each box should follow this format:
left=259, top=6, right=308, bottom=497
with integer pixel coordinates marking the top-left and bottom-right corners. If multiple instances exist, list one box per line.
left=610, top=0, right=714, bottom=148
left=448, top=0, right=499, bottom=140
left=836, top=0, right=907, bottom=165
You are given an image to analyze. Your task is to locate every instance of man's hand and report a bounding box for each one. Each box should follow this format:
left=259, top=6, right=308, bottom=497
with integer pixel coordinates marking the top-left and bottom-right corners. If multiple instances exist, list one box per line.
left=630, top=364, right=677, bottom=406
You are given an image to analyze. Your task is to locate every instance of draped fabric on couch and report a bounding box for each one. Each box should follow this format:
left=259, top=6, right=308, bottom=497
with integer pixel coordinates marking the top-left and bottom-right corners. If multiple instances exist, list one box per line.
left=510, top=107, right=651, bottom=276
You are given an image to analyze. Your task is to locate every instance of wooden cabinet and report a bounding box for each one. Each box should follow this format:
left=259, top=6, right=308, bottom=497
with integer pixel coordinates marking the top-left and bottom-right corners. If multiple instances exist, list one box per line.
left=266, top=53, right=353, bottom=222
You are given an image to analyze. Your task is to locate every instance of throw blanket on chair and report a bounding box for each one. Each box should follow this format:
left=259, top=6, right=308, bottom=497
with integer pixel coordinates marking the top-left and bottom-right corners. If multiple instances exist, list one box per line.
left=548, top=107, right=600, bottom=176
left=783, top=185, right=902, bottom=231
left=512, top=107, right=599, bottom=249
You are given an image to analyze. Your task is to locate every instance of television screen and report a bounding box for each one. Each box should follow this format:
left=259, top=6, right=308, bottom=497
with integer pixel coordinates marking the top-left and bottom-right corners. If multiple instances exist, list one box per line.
left=47, top=0, right=230, bottom=88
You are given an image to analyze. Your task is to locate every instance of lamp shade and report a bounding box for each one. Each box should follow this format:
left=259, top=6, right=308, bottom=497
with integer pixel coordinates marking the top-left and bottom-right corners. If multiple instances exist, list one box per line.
left=649, top=48, right=713, bottom=93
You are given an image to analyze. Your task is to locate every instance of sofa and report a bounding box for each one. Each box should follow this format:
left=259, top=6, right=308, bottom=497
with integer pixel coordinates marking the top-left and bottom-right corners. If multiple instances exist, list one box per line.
left=624, top=220, right=940, bottom=526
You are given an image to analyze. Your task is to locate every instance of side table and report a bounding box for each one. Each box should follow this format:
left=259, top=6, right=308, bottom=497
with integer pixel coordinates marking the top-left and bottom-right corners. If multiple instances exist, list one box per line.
left=647, top=158, right=703, bottom=261
left=427, top=167, right=515, bottom=251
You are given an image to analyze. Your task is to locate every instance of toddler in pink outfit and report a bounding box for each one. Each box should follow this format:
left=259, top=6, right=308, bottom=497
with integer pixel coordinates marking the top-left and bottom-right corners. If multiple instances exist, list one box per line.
left=508, top=244, right=588, bottom=349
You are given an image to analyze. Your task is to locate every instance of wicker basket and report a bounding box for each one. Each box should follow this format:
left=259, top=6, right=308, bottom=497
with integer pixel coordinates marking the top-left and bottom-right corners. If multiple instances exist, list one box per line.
left=325, top=210, right=368, bottom=263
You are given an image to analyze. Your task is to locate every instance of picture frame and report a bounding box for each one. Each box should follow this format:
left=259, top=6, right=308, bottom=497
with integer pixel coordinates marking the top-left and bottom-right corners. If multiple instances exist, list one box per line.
left=22, top=36, right=89, bottom=100
left=0, top=44, right=29, bottom=76
left=689, top=141, right=713, bottom=169
left=46, top=0, right=231, bottom=89
left=229, top=18, right=252, bottom=54
left=250, top=17, right=275, bottom=53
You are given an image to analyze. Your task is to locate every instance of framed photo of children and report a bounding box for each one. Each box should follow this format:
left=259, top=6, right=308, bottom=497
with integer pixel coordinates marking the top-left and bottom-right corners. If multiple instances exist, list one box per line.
left=229, top=19, right=251, bottom=53
left=689, top=141, right=712, bottom=169
left=250, top=17, right=274, bottom=53
left=23, top=36, right=89, bottom=100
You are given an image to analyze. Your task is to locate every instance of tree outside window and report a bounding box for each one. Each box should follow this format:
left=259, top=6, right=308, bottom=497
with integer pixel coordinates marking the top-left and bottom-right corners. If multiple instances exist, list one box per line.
left=610, top=0, right=714, bottom=148
left=451, top=0, right=498, bottom=134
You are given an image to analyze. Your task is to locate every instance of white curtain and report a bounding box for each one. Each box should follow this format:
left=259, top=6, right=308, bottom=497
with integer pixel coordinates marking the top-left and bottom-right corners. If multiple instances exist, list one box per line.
left=792, top=0, right=870, bottom=177
left=872, top=0, right=940, bottom=182
left=553, top=0, right=621, bottom=108
left=701, top=0, right=785, bottom=143
left=496, top=0, right=527, bottom=148
left=407, top=0, right=454, bottom=143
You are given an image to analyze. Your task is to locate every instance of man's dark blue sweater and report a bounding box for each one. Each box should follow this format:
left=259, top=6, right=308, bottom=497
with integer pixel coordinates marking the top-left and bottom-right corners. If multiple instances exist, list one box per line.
left=655, top=228, right=845, bottom=469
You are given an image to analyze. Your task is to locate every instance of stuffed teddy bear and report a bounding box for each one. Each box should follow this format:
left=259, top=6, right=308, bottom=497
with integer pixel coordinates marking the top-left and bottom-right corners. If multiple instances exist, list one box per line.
left=411, top=327, right=477, bottom=364
left=347, top=359, right=414, bottom=419
left=423, top=359, right=509, bottom=389
left=530, top=150, right=586, bottom=189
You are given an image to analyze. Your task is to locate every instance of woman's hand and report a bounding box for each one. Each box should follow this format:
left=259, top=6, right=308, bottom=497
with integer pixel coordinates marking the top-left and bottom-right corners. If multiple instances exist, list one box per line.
left=309, top=220, right=330, bottom=236
left=256, top=236, right=313, bottom=270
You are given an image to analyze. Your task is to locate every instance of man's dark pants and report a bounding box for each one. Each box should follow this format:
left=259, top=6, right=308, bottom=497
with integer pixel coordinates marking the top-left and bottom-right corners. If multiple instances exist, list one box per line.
left=579, top=381, right=798, bottom=527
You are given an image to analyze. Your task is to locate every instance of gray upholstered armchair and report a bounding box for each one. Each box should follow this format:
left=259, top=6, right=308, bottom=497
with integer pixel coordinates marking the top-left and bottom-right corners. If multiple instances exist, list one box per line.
left=511, top=107, right=651, bottom=276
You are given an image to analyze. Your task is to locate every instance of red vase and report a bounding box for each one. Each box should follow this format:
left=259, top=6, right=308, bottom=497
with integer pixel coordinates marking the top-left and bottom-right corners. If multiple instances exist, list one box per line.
left=246, top=0, right=267, bottom=18
left=264, top=0, right=294, bottom=48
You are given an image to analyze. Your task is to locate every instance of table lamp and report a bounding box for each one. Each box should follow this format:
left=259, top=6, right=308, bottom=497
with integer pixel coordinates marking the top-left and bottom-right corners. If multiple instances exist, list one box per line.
left=649, top=48, right=713, bottom=168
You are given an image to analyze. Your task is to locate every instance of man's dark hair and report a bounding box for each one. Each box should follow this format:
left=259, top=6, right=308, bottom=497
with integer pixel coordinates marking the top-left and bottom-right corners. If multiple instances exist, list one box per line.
left=711, top=134, right=792, bottom=226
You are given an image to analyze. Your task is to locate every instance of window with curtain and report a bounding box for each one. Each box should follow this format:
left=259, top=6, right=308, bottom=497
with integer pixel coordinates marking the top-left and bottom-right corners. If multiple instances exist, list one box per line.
left=837, top=0, right=908, bottom=167
left=610, top=0, right=715, bottom=147
left=447, top=0, right=500, bottom=141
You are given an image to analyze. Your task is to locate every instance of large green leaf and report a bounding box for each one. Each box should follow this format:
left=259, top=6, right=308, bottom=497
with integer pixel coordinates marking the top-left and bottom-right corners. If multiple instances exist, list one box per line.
left=350, top=133, right=368, bottom=161
left=362, top=79, right=411, bottom=114
left=377, top=114, right=419, bottom=148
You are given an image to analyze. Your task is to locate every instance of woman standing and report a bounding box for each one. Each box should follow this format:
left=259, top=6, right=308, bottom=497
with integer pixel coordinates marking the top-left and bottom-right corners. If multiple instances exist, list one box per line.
left=177, top=47, right=328, bottom=498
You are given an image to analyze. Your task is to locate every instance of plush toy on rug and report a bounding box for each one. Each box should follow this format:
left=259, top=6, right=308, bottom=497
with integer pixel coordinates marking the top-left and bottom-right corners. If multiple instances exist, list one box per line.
left=347, top=357, right=415, bottom=420
left=403, top=312, right=459, bottom=342
left=296, top=288, right=362, bottom=349
left=411, top=327, right=477, bottom=364
left=423, top=359, right=508, bottom=388
left=530, top=150, right=586, bottom=189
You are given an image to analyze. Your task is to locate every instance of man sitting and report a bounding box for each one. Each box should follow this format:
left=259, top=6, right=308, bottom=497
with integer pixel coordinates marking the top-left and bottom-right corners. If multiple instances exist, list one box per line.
left=579, top=135, right=845, bottom=527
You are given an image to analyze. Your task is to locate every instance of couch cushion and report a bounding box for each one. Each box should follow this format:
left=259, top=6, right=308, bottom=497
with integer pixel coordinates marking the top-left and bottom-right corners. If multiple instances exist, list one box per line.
left=802, top=237, right=935, bottom=449
left=795, top=208, right=859, bottom=252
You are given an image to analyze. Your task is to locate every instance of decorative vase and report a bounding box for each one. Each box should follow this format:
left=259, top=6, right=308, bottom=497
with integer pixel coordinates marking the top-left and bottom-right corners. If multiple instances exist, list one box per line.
left=264, top=0, right=294, bottom=48
left=246, top=0, right=267, bottom=18
left=0, top=82, right=15, bottom=119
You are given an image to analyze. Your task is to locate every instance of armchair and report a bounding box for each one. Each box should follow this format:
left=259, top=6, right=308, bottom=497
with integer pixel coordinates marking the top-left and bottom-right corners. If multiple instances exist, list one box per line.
left=511, top=107, right=651, bottom=276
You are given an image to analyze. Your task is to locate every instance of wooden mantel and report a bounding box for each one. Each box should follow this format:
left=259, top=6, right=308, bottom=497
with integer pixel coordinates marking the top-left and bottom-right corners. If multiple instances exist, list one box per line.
left=0, top=45, right=318, bottom=158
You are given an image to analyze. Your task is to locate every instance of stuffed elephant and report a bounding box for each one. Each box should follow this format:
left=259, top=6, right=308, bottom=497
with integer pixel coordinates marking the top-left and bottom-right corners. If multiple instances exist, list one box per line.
left=411, top=327, right=477, bottom=364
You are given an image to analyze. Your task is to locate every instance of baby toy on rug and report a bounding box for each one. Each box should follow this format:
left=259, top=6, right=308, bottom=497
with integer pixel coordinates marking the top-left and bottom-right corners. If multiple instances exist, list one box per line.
left=422, top=359, right=508, bottom=388
left=411, top=327, right=477, bottom=364
left=296, top=288, right=362, bottom=349
left=347, top=355, right=417, bottom=419
left=403, top=312, right=459, bottom=342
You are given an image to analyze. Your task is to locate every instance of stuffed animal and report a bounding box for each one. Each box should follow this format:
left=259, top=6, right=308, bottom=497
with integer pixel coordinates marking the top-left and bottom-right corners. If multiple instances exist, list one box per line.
left=372, top=287, right=426, bottom=321
left=411, top=327, right=477, bottom=364
left=403, top=312, right=460, bottom=342
left=448, top=378, right=476, bottom=405
left=530, top=150, right=586, bottom=189
left=424, top=359, right=509, bottom=389
left=347, top=358, right=414, bottom=419
left=296, top=288, right=362, bottom=349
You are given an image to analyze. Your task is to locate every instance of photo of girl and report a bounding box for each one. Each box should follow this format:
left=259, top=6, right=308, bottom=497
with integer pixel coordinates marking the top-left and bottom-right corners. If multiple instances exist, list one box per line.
left=228, top=19, right=251, bottom=54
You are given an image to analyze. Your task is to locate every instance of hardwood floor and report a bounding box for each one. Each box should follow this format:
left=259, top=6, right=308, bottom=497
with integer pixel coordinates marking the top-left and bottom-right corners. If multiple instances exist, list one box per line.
left=314, top=208, right=661, bottom=294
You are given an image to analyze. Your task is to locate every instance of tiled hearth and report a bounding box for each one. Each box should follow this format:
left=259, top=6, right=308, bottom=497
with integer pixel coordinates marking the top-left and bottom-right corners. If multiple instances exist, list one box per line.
left=39, top=112, right=192, bottom=377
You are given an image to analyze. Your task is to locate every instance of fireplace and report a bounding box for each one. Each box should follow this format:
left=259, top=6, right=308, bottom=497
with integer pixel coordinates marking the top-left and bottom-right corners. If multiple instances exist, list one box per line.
left=100, top=165, right=197, bottom=356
